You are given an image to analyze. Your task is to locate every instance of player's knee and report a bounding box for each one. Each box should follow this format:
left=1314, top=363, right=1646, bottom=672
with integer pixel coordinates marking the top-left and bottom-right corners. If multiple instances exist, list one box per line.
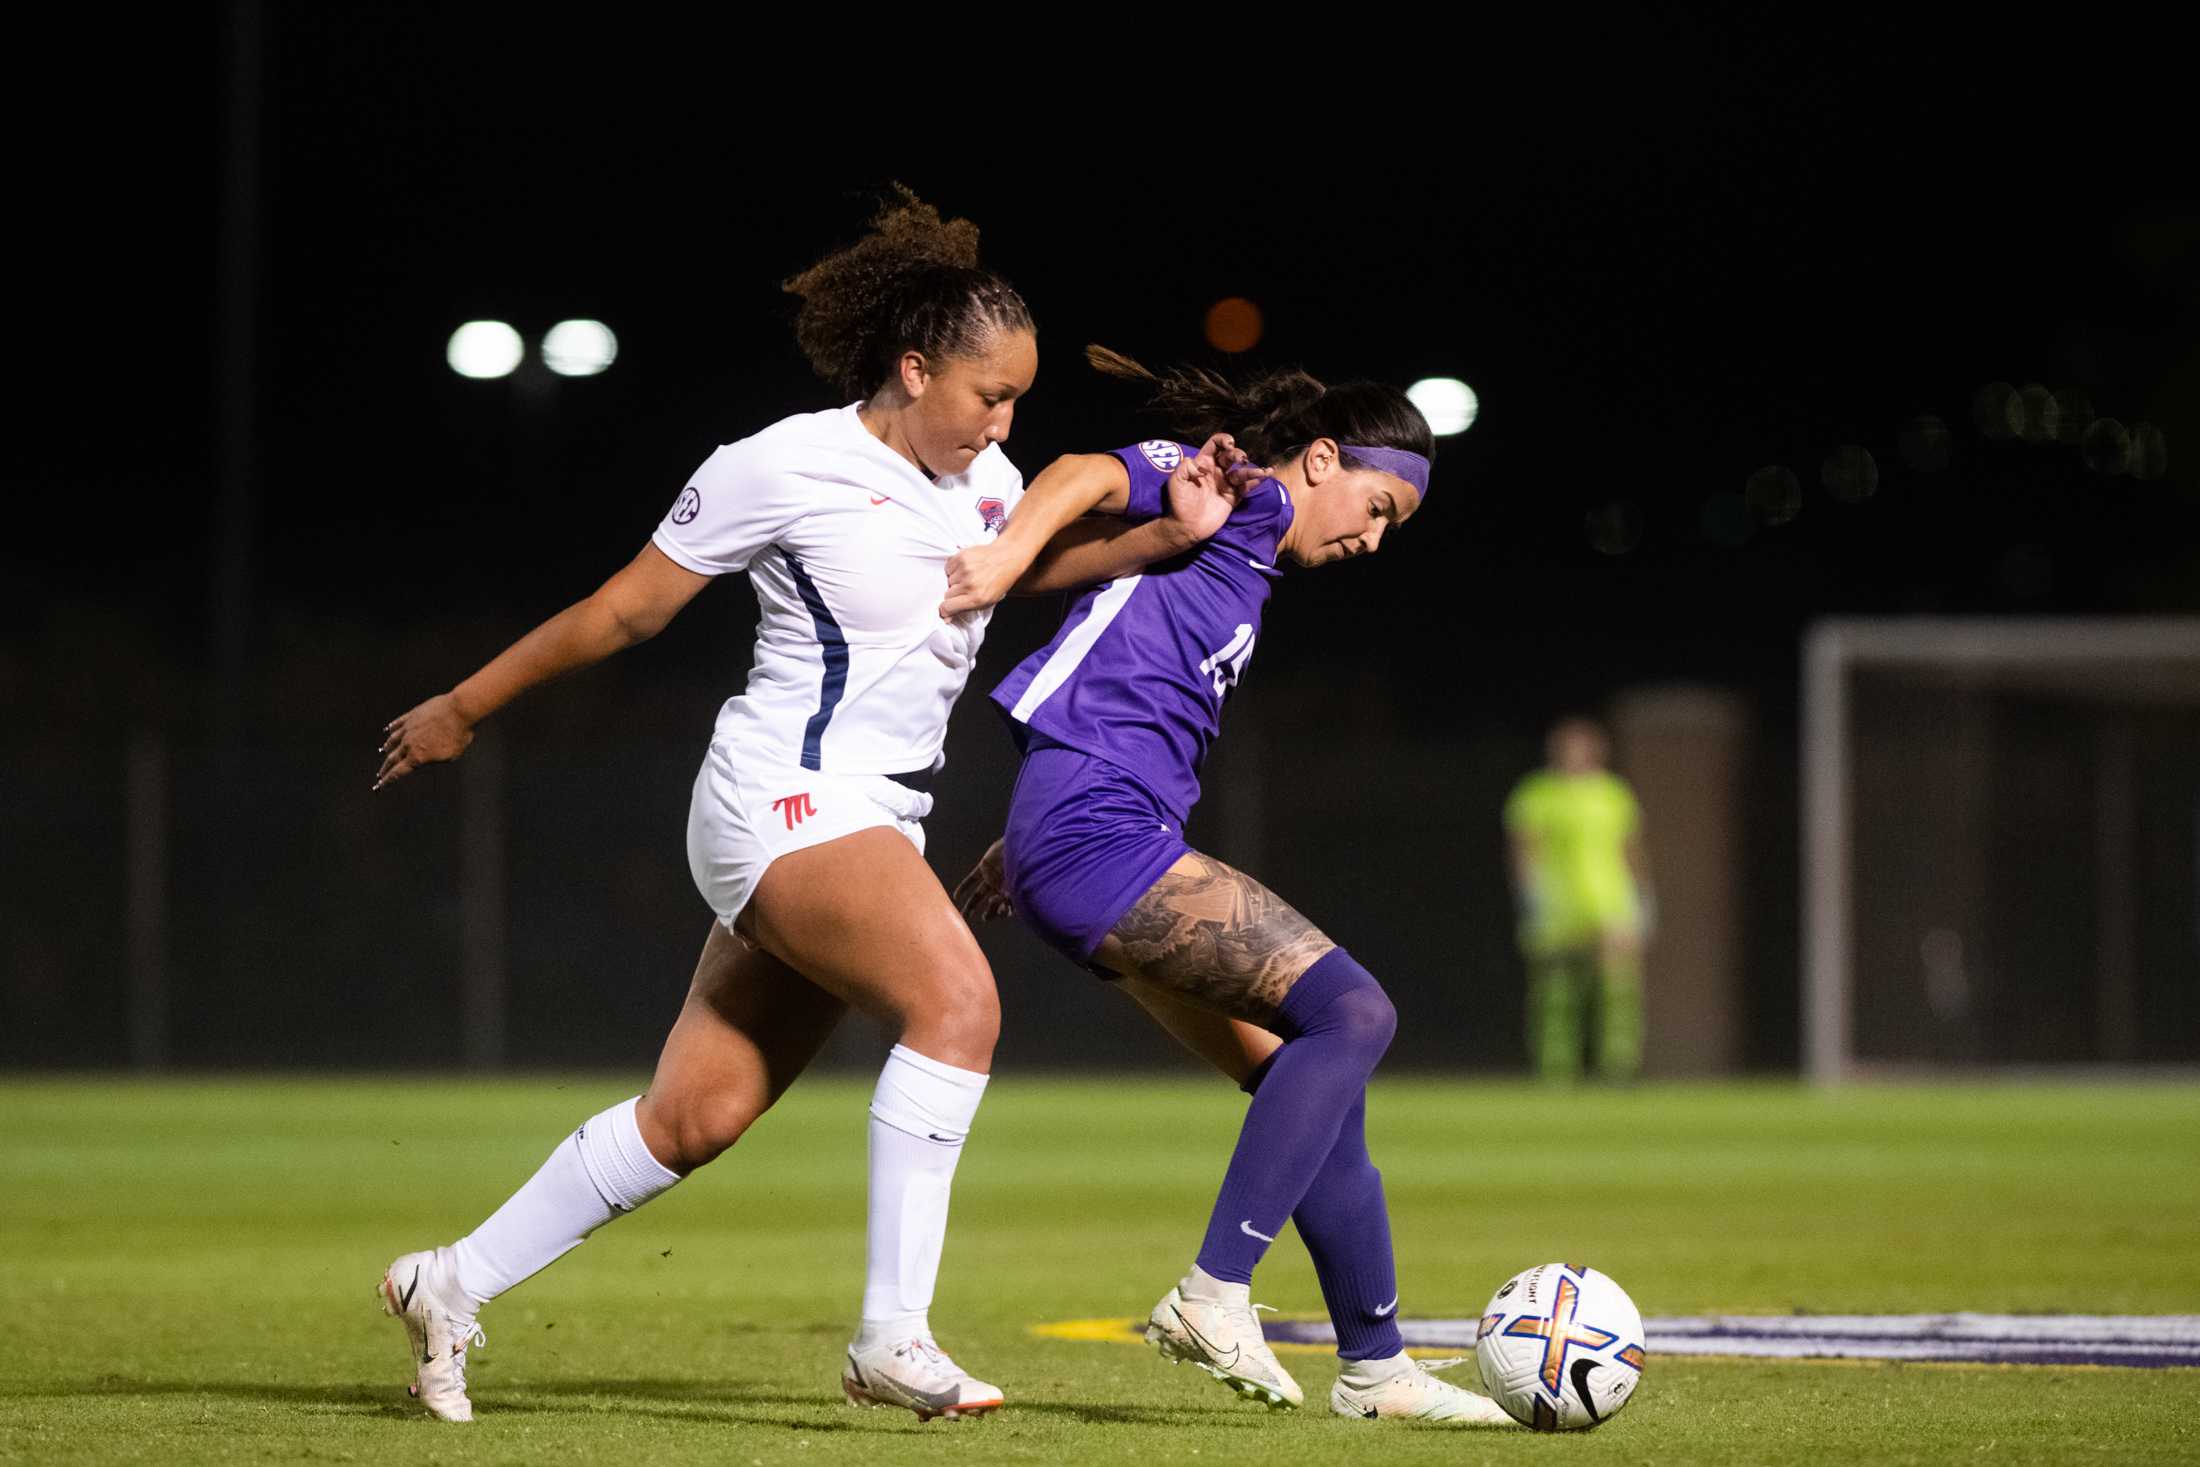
left=654, top=1090, right=760, bottom=1173
left=899, top=962, right=1000, bottom=1067
left=1331, top=983, right=1398, bottom=1058
left=1287, top=948, right=1397, bottom=1058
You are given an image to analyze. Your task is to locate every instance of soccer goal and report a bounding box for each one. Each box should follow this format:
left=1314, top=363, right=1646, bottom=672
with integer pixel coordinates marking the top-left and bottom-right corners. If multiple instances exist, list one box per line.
left=1803, top=618, right=2200, bottom=1083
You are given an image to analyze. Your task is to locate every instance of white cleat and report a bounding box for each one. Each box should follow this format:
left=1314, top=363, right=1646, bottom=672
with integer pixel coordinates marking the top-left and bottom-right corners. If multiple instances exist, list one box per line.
left=841, top=1337, right=1004, bottom=1422
left=1330, top=1355, right=1516, bottom=1425
left=1146, top=1283, right=1303, bottom=1410
left=377, top=1247, right=486, bottom=1423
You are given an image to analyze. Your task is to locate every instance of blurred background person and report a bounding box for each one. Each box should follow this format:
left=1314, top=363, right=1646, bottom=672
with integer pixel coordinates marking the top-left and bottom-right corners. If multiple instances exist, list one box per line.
left=1504, top=717, right=1653, bottom=1083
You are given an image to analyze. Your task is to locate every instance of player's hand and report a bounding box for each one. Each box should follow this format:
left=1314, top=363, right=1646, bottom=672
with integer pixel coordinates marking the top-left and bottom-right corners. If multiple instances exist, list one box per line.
left=1162, top=432, right=1264, bottom=545
left=952, top=838, right=1015, bottom=924
left=941, top=540, right=1025, bottom=619
left=376, top=692, right=474, bottom=789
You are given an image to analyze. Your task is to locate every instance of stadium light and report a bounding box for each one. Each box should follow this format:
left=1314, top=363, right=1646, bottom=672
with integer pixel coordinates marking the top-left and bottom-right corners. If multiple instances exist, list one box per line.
left=1203, top=298, right=1263, bottom=354
left=447, top=321, right=523, bottom=379
left=542, top=319, right=618, bottom=377
left=1407, top=376, right=1478, bottom=435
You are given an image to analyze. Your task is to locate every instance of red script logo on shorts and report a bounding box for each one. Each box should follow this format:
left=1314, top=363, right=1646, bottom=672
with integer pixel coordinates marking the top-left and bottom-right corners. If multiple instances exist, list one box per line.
left=772, top=793, right=816, bottom=830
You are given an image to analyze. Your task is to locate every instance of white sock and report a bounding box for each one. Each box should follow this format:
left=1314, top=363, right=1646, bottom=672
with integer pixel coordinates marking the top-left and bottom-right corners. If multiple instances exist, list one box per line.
left=855, top=1043, right=988, bottom=1346
left=1337, top=1350, right=1417, bottom=1386
left=1181, top=1263, right=1248, bottom=1306
left=448, top=1096, right=680, bottom=1309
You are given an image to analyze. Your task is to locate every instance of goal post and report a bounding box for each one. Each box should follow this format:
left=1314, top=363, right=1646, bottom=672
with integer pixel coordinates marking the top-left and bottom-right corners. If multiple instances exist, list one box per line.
left=1803, top=618, right=2200, bottom=1084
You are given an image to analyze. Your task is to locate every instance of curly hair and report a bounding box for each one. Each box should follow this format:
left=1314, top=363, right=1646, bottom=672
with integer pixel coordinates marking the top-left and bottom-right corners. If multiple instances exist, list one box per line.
left=783, top=186, right=1035, bottom=401
left=1086, top=345, right=1431, bottom=468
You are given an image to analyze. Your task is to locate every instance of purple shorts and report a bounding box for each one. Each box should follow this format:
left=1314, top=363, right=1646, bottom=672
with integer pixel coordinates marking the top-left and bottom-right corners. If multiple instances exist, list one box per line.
left=1002, top=741, right=1189, bottom=973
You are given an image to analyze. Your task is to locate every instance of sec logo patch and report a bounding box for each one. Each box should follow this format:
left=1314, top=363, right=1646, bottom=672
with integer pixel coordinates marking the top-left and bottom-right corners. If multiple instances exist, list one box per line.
left=1138, top=440, right=1184, bottom=472
left=672, top=487, right=702, bottom=524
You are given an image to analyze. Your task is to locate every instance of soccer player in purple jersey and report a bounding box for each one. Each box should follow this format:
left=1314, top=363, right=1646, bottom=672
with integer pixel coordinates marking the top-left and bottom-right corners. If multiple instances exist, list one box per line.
left=952, top=349, right=1514, bottom=1427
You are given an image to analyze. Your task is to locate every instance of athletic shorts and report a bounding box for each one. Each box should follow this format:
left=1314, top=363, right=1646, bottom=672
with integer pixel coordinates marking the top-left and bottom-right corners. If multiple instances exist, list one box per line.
left=1001, top=741, right=1189, bottom=972
left=685, top=741, right=933, bottom=929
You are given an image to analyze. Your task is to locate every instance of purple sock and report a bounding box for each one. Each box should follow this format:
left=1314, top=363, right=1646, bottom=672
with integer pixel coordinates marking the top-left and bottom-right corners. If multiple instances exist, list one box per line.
left=1291, top=1092, right=1405, bottom=1359
left=1193, top=948, right=1396, bottom=1286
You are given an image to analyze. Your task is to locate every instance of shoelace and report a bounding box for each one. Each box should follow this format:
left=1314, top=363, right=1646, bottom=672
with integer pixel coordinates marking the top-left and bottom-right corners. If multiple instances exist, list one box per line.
left=891, top=1338, right=960, bottom=1381
left=445, top=1321, right=488, bottom=1392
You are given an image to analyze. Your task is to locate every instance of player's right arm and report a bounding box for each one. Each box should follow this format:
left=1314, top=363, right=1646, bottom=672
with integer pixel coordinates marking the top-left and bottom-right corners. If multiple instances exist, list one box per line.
left=376, top=544, right=711, bottom=789
left=941, top=436, right=1256, bottom=612
left=379, top=439, right=793, bottom=790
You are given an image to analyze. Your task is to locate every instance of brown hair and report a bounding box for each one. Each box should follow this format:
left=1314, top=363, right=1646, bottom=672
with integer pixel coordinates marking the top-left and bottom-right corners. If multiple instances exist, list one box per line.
left=1086, top=345, right=1433, bottom=468
left=783, top=186, right=1035, bottom=401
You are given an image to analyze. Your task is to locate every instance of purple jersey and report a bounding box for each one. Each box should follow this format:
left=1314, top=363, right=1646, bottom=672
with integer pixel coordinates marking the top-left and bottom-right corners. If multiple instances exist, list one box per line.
left=991, top=441, right=1293, bottom=823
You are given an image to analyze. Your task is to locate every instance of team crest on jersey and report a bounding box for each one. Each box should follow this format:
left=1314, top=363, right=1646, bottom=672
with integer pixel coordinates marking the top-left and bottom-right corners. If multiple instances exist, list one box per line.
left=977, top=497, right=1007, bottom=533
left=672, top=486, right=702, bottom=524
left=1138, top=440, right=1184, bottom=472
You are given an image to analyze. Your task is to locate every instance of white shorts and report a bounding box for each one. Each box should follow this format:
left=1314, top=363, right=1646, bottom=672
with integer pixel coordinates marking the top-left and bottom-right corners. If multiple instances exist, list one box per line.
left=685, top=741, right=935, bottom=928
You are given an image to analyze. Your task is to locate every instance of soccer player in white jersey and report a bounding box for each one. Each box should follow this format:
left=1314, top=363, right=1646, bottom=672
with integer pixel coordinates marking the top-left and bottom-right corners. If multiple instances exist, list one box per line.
left=370, top=192, right=1247, bottom=1424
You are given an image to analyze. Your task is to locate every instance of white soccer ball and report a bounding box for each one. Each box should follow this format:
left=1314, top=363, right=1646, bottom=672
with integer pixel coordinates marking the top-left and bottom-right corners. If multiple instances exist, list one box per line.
left=1475, top=1262, right=1646, bottom=1430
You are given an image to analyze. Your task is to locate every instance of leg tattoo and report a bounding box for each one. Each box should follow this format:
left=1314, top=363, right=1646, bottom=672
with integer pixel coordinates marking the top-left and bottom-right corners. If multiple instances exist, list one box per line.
left=1104, top=852, right=1335, bottom=1023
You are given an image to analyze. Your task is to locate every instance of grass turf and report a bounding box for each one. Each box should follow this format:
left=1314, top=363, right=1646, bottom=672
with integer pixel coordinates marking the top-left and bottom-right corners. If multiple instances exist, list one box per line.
left=3, top=1075, right=2197, bottom=1464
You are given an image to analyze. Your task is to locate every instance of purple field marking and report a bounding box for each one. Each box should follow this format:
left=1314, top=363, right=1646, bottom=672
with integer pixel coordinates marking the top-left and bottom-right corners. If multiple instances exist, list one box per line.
left=1257, top=1314, right=2200, bottom=1369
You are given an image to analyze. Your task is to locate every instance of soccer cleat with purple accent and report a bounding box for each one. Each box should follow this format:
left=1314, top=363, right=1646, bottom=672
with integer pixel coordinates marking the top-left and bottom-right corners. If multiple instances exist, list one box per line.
left=841, top=1337, right=1004, bottom=1422
left=377, top=1247, right=485, bottom=1423
left=1146, top=1281, right=1303, bottom=1409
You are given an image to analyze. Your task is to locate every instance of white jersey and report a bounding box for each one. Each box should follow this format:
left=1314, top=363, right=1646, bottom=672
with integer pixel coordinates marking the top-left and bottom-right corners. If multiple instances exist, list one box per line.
left=651, top=403, right=1024, bottom=776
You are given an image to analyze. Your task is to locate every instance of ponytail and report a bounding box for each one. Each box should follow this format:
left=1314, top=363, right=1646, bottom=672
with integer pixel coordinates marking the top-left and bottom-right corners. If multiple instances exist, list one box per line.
left=785, top=186, right=1035, bottom=401
left=1086, top=344, right=1429, bottom=467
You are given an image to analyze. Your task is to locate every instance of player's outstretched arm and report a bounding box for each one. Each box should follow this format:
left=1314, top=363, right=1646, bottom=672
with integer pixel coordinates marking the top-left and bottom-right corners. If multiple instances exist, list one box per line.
left=375, top=542, right=711, bottom=789
left=940, top=454, right=1133, bottom=617
left=1003, top=435, right=1261, bottom=598
left=941, top=436, right=1260, bottom=614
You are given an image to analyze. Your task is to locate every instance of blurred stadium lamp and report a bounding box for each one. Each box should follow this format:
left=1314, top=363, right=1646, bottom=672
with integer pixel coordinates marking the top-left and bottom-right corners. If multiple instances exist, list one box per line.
left=1407, top=376, right=1478, bottom=435
left=1203, top=297, right=1263, bottom=353
left=447, top=320, right=524, bottom=379
left=542, top=319, right=618, bottom=377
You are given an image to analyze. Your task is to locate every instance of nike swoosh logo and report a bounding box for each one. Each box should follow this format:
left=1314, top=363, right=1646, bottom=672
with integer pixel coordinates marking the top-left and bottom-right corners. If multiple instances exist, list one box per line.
left=1372, top=1296, right=1398, bottom=1318
left=1239, top=1220, right=1276, bottom=1243
left=399, top=1266, right=420, bottom=1313
left=870, top=495, right=891, bottom=505
left=927, top=1133, right=963, bottom=1145
left=854, top=1360, right=964, bottom=1412
left=1173, top=1307, right=1239, bottom=1371
left=904, top=1382, right=965, bottom=1411
left=1570, top=1358, right=1604, bottom=1425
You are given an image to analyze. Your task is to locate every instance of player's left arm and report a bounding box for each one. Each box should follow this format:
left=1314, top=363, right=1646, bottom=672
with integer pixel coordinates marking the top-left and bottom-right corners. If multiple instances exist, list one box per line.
left=1620, top=778, right=1655, bottom=937
left=941, top=435, right=1255, bottom=613
left=1624, top=828, right=1656, bottom=938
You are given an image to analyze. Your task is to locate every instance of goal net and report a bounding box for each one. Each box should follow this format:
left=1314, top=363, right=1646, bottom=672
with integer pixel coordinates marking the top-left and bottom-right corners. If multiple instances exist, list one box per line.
left=1803, top=619, right=2200, bottom=1081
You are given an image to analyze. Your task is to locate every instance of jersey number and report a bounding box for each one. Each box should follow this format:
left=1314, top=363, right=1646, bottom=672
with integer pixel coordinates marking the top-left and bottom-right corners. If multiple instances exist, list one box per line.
left=1199, top=624, right=1257, bottom=699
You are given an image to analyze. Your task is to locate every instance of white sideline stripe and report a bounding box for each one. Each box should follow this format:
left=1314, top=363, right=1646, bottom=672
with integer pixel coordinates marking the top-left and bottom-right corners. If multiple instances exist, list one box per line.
left=1646, top=1314, right=2200, bottom=1342
left=1009, top=575, right=1143, bottom=722
left=1364, top=1313, right=2200, bottom=1363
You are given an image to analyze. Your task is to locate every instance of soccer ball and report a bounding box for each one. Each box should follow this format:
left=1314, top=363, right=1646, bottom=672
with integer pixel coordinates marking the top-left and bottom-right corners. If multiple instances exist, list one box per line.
left=1474, top=1262, right=1645, bottom=1430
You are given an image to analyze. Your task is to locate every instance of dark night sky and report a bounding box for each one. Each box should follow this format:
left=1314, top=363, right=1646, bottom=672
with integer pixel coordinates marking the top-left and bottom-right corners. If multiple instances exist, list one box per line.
left=12, top=12, right=2197, bottom=742
left=6, top=10, right=2196, bottom=1072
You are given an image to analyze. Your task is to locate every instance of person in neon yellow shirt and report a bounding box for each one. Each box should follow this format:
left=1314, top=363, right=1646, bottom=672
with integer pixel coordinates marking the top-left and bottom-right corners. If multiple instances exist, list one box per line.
left=1503, top=718, right=1653, bottom=1082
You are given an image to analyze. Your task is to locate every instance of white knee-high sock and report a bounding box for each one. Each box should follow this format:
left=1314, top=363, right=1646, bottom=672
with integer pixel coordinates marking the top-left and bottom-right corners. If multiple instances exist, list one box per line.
left=448, top=1096, right=680, bottom=1309
left=856, top=1044, right=988, bottom=1345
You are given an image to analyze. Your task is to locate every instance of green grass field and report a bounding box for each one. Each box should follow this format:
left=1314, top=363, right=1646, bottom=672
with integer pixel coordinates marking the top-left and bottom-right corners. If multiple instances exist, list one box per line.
left=4, top=1075, right=2197, bottom=1464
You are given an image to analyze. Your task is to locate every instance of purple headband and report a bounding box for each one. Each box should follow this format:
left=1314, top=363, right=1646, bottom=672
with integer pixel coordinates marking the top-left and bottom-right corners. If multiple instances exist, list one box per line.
left=1342, top=443, right=1431, bottom=498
